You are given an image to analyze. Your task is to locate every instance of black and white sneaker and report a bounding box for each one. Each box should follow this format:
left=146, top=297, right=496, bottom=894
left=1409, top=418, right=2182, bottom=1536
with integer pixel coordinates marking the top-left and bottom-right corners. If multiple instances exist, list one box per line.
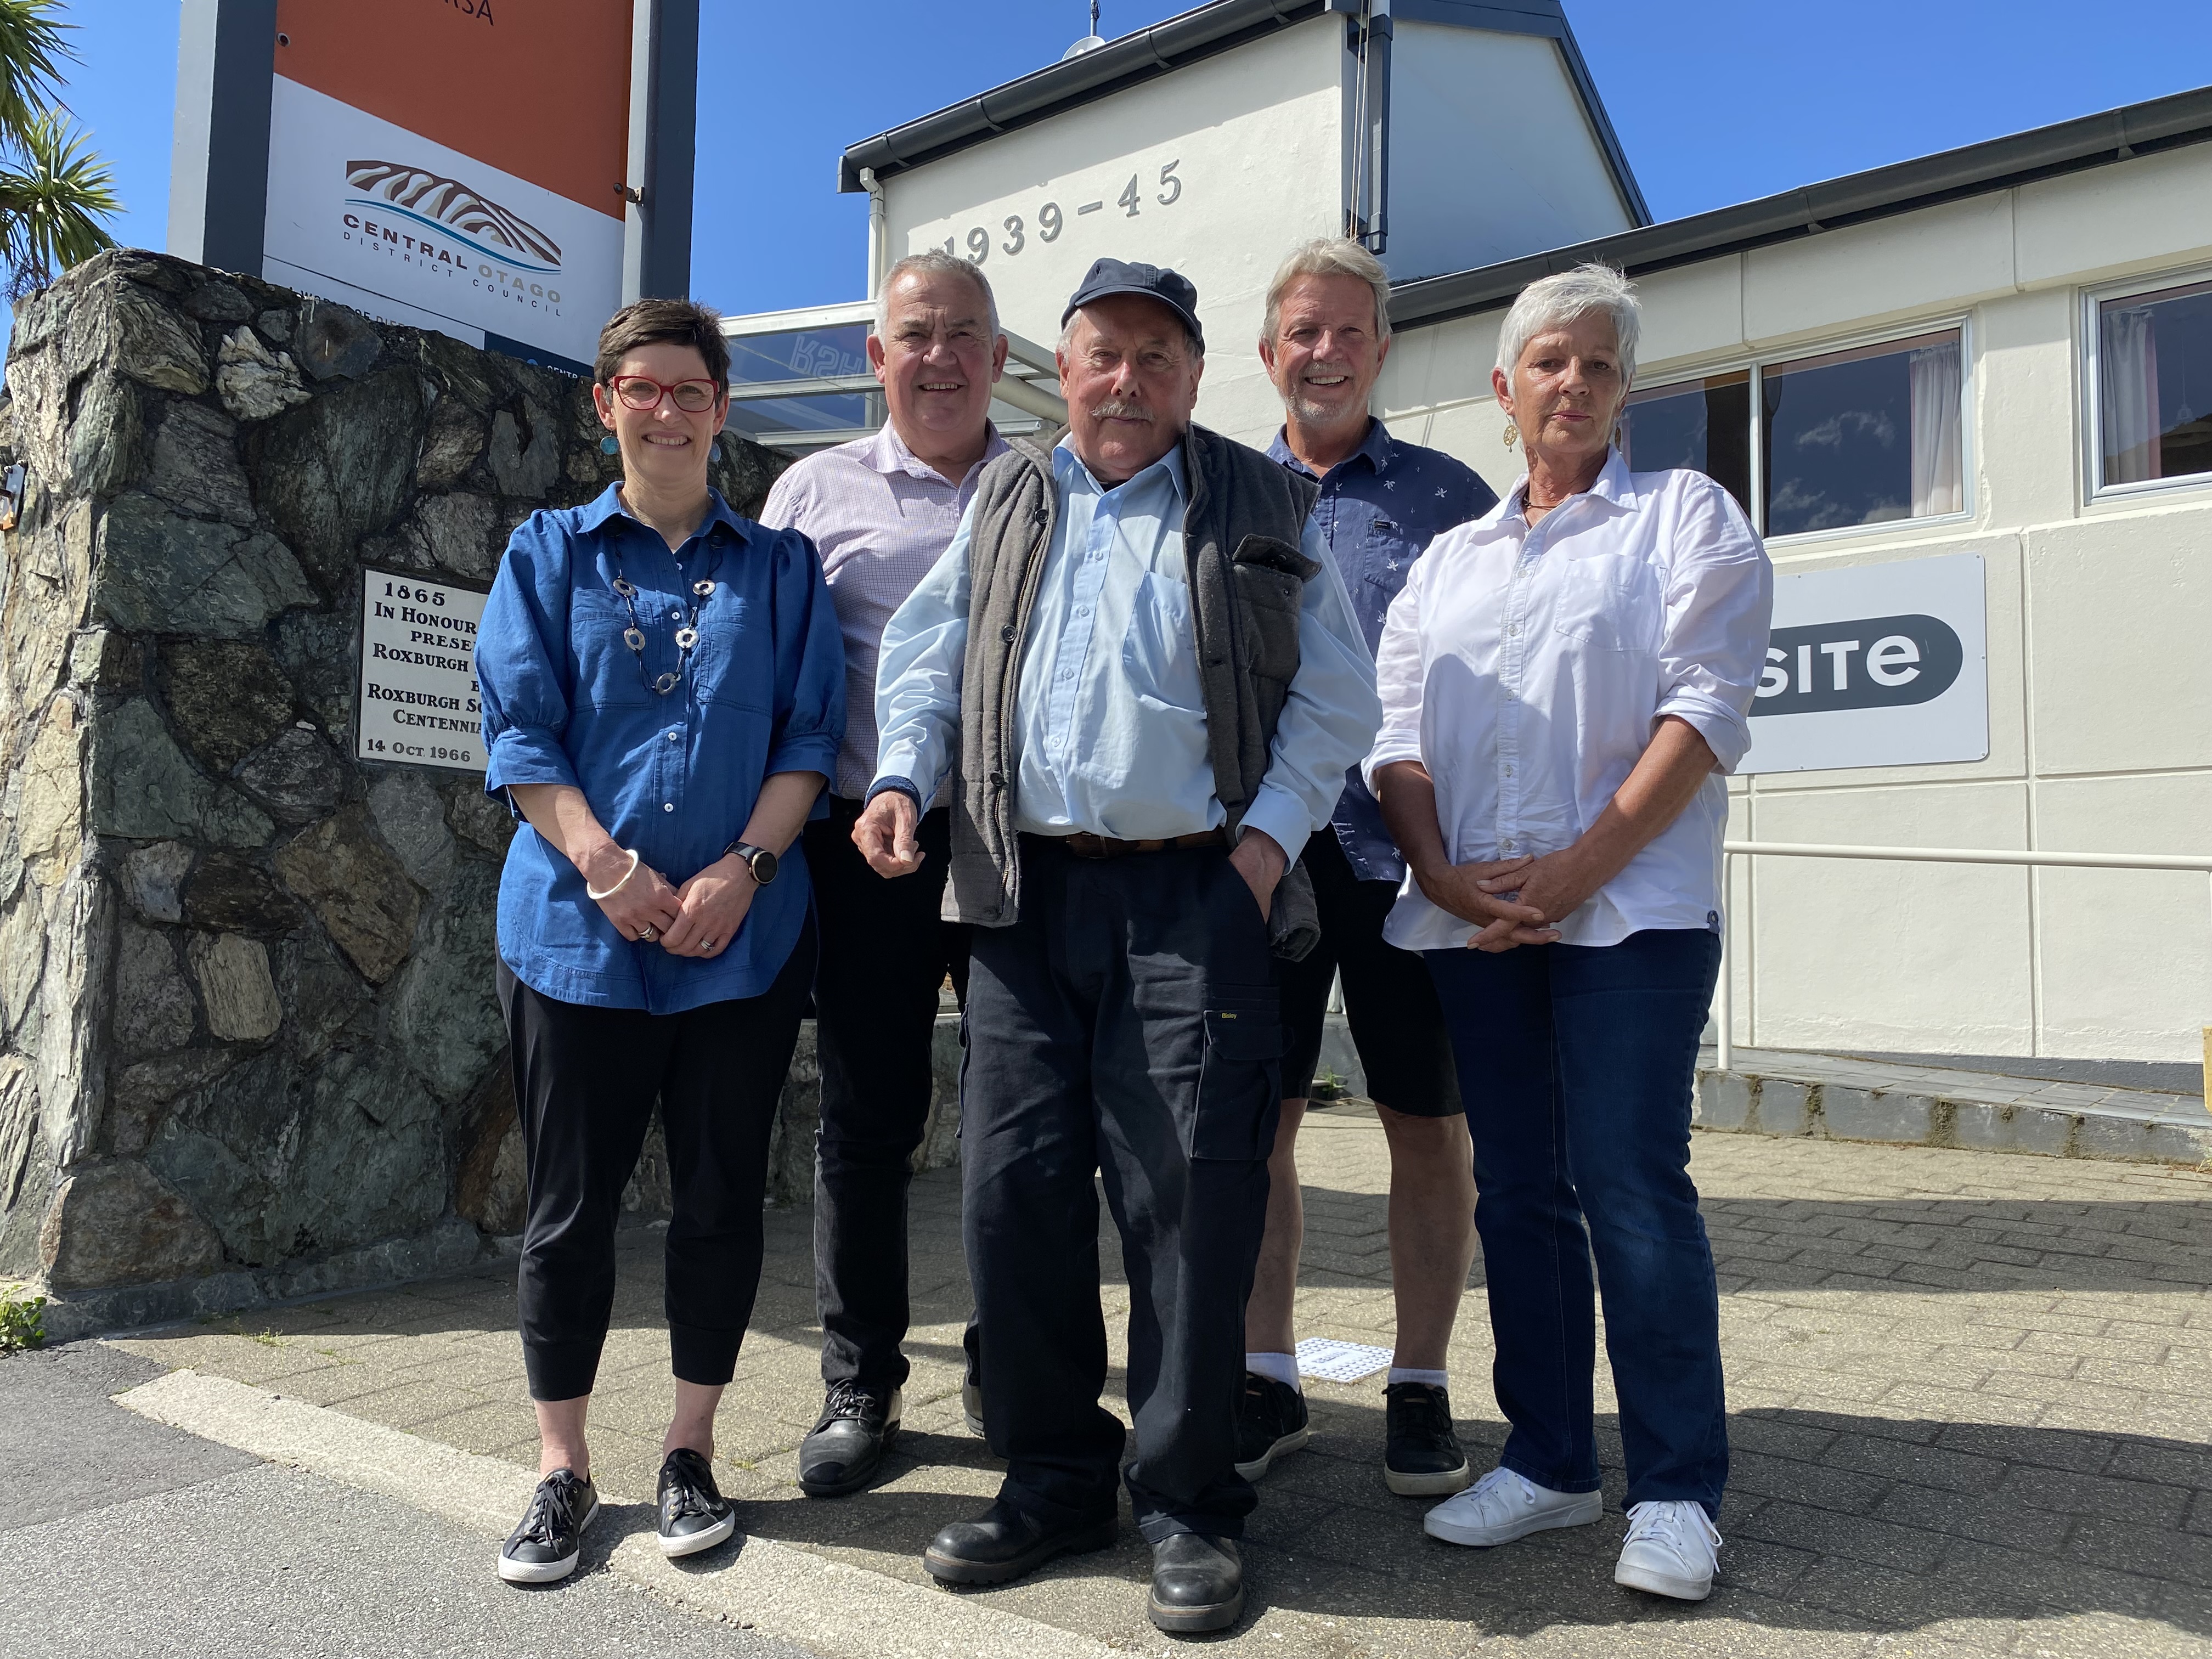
left=498, top=1467, right=598, bottom=1584
left=657, top=1447, right=737, bottom=1558
left=1232, top=1371, right=1310, bottom=1481
left=1384, top=1380, right=1471, bottom=1496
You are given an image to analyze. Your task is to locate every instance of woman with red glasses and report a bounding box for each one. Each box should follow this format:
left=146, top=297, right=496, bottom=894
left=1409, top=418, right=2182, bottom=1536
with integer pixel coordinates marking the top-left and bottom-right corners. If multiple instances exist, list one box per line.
left=473, top=298, right=844, bottom=1583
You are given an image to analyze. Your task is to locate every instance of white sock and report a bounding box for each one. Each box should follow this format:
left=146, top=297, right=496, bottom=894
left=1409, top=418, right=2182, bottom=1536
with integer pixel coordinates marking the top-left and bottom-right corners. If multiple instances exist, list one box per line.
left=1245, top=1351, right=1302, bottom=1392
left=1388, top=1367, right=1448, bottom=1389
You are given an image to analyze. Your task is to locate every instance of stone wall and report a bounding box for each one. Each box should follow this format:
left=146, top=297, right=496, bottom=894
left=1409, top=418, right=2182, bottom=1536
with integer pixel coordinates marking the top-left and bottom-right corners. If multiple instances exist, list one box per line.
left=0, top=249, right=885, bottom=1340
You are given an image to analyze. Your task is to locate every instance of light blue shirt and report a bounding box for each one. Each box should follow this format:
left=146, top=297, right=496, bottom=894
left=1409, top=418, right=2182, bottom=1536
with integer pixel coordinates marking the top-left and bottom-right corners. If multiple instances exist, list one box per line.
left=873, top=438, right=1381, bottom=859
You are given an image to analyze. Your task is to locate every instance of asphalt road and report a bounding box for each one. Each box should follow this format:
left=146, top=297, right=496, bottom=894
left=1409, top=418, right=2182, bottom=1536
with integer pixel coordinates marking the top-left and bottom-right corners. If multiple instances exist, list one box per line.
left=1, top=1341, right=810, bottom=1659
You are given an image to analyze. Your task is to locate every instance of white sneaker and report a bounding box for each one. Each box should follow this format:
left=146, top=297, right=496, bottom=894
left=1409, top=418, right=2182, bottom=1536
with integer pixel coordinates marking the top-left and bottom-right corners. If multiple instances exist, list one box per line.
left=1423, top=1466, right=1603, bottom=1547
left=1613, top=1499, right=1722, bottom=1600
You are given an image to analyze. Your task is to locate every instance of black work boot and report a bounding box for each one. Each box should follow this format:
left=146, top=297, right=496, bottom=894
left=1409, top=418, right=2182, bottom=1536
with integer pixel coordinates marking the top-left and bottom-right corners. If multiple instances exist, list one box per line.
left=923, top=1497, right=1117, bottom=1586
left=797, top=1379, right=901, bottom=1498
left=1383, top=1379, right=1471, bottom=1496
left=1149, top=1532, right=1244, bottom=1633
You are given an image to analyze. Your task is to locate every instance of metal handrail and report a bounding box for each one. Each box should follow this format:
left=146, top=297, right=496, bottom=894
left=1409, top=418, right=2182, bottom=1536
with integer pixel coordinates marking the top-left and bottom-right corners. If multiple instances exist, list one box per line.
left=1715, top=839, right=2212, bottom=1080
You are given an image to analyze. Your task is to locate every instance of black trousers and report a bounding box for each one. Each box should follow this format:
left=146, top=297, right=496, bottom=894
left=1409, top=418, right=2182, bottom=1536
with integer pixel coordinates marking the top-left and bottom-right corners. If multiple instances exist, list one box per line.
left=804, top=799, right=970, bottom=1391
left=498, top=917, right=815, bottom=1402
left=963, top=837, right=1279, bottom=1543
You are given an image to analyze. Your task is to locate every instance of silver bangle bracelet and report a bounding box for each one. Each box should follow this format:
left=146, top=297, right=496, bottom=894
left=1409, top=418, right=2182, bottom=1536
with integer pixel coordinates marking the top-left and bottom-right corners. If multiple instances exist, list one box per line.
left=585, top=848, right=641, bottom=901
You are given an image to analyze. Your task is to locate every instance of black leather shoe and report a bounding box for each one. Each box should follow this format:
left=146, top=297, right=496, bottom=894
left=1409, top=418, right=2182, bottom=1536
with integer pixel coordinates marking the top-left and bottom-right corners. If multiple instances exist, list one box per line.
left=657, top=1447, right=737, bottom=1558
left=1384, top=1380, right=1471, bottom=1497
left=923, top=1498, right=1116, bottom=1586
left=1149, top=1532, right=1244, bottom=1633
left=798, top=1379, right=902, bottom=1498
left=1233, top=1371, right=1309, bottom=1481
left=498, top=1468, right=597, bottom=1584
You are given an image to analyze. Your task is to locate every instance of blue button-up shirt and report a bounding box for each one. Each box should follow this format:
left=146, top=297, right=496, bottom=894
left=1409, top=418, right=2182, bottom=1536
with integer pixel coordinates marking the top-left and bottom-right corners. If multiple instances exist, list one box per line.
left=874, top=438, right=1380, bottom=860
left=477, top=485, right=844, bottom=1013
left=1267, top=419, right=1496, bottom=881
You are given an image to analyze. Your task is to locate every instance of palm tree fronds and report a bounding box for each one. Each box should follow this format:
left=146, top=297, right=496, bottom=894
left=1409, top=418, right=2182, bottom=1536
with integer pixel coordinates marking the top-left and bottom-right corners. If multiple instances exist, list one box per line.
left=0, top=106, right=116, bottom=298
left=0, top=0, right=74, bottom=153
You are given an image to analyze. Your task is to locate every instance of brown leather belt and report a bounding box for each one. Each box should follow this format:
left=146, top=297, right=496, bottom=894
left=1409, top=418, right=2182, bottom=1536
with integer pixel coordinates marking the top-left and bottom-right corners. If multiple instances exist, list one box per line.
left=1059, top=829, right=1228, bottom=860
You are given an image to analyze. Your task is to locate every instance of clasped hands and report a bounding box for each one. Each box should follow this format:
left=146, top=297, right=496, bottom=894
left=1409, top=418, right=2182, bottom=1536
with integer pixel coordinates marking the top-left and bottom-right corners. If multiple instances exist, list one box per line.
left=1415, top=845, right=1602, bottom=952
left=580, top=842, right=753, bottom=960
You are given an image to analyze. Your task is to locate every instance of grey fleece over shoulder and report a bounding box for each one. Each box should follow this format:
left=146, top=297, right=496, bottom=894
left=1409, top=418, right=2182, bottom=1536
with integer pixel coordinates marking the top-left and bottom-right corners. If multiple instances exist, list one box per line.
left=943, top=424, right=1327, bottom=960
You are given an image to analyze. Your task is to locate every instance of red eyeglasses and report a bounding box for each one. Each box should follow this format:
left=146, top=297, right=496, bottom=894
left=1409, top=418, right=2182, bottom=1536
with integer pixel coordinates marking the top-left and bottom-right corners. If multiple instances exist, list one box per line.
left=607, top=375, right=724, bottom=414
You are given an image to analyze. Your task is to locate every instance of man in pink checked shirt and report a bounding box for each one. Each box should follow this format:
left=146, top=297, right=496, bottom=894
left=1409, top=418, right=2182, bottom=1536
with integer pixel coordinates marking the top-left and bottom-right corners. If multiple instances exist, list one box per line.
left=757, top=250, right=1010, bottom=1500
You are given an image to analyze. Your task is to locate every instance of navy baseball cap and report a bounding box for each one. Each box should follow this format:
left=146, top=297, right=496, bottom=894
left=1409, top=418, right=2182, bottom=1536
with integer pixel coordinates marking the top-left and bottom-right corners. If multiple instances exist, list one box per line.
left=1060, top=258, right=1204, bottom=352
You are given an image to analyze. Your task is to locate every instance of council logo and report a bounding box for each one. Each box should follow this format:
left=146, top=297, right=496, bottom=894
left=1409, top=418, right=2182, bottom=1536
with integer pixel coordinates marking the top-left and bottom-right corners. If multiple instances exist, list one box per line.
left=343, top=159, right=563, bottom=274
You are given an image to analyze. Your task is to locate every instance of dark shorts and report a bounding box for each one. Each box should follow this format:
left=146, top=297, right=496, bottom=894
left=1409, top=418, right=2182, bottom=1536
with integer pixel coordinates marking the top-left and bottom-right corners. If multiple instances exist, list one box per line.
left=1278, top=830, right=1461, bottom=1116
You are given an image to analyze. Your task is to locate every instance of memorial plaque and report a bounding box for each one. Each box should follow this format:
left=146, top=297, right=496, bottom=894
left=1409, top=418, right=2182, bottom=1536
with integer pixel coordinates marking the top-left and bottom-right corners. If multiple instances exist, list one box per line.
left=357, top=569, right=489, bottom=772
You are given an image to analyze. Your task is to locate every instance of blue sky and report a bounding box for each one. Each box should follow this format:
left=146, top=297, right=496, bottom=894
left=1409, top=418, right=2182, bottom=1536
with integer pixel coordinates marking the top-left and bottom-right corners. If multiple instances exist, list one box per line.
left=44, top=1, right=2212, bottom=323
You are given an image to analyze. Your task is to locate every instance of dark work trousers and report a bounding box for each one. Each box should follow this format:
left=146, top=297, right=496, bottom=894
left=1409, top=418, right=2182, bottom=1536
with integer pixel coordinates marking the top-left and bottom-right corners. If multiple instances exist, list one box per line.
left=963, top=837, right=1280, bottom=1543
left=804, top=799, right=970, bottom=1392
left=1426, top=928, right=1729, bottom=1518
left=498, top=916, right=816, bottom=1403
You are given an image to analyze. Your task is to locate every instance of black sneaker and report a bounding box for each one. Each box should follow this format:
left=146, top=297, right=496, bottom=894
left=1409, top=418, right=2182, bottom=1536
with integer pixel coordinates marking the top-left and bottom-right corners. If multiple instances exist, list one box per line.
left=498, top=1467, right=598, bottom=1583
left=1384, top=1380, right=1471, bottom=1496
left=1232, top=1371, right=1309, bottom=1481
left=797, top=1379, right=902, bottom=1498
left=657, top=1447, right=737, bottom=1558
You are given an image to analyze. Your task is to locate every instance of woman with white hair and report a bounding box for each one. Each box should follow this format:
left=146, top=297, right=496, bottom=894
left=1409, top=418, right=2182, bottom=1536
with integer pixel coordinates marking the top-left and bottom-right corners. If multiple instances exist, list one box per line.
left=1367, top=263, right=1771, bottom=1600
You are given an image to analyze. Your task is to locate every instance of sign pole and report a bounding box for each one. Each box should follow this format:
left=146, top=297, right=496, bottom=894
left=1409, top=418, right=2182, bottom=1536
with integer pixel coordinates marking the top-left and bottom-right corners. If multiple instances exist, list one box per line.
left=168, top=0, right=276, bottom=275
left=624, top=0, right=698, bottom=302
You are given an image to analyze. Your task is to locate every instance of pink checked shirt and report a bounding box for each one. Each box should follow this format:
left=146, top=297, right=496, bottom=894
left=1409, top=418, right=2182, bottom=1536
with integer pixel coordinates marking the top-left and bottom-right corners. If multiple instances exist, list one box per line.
left=758, top=421, right=1007, bottom=802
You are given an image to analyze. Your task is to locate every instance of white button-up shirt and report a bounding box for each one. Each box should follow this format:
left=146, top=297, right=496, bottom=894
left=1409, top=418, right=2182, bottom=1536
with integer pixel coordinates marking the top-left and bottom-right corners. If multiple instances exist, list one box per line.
left=1363, top=451, right=1773, bottom=950
left=876, top=437, right=1380, bottom=854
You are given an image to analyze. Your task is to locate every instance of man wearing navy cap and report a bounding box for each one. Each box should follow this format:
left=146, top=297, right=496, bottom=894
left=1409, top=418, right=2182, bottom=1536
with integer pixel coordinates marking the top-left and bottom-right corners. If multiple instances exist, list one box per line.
left=857, top=258, right=1380, bottom=1633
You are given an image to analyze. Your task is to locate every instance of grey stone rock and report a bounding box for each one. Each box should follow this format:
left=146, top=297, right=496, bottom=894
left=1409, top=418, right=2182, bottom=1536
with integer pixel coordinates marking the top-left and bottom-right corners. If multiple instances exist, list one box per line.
left=248, top=367, right=426, bottom=589
left=294, top=300, right=382, bottom=382
left=38, top=1159, right=222, bottom=1288
left=366, top=771, right=453, bottom=890
left=1752, top=1076, right=1814, bottom=1137
left=183, top=280, right=255, bottom=323
left=487, top=403, right=558, bottom=499
left=95, top=495, right=318, bottom=639
left=0, top=889, right=43, bottom=1038
left=280, top=933, right=372, bottom=1061
left=107, top=1048, right=238, bottom=1158
left=415, top=395, right=487, bottom=491
left=189, top=933, right=281, bottom=1042
left=390, top=860, right=499, bottom=1101
left=181, top=851, right=298, bottom=936
left=145, top=402, right=255, bottom=527
left=270, top=608, right=354, bottom=733
left=215, top=326, right=311, bottom=422
left=1824, top=1087, right=1932, bottom=1144
left=409, top=491, right=498, bottom=580
left=256, top=308, right=294, bottom=345
left=162, top=639, right=294, bottom=772
left=445, top=784, right=515, bottom=858
left=66, top=627, right=138, bottom=690
left=0, top=778, right=20, bottom=911
left=233, top=728, right=347, bottom=825
left=36, top=870, right=112, bottom=1167
left=98, top=282, right=210, bottom=396
left=93, top=699, right=274, bottom=849
left=121, top=840, right=194, bottom=923
left=452, top=1059, right=518, bottom=1235
left=0, top=1053, right=36, bottom=1212
left=113, top=921, right=196, bottom=1058
left=14, top=695, right=86, bottom=888
left=272, top=806, right=422, bottom=984
left=65, top=370, right=148, bottom=498
left=4, top=508, right=95, bottom=754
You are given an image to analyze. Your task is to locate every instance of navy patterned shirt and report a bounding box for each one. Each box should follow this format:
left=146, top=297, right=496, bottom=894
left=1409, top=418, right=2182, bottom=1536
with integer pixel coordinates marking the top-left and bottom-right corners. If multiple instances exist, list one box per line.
left=1268, top=419, right=1497, bottom=882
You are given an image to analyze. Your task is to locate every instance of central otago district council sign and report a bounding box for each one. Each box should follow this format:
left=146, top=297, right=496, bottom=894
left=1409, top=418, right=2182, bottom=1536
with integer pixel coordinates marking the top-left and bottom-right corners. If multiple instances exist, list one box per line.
left=261, top=0, right=630, bottom=374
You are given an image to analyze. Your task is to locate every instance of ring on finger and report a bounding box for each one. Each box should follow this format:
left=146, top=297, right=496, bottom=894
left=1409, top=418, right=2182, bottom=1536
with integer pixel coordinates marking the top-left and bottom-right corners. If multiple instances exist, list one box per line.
left=637, top=923, right=657, bottom=941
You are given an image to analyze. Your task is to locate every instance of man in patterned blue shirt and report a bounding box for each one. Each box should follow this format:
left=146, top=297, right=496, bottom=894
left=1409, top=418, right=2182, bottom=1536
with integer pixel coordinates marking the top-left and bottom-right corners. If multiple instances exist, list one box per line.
left=1239, top=239, right=1500, bottom=1500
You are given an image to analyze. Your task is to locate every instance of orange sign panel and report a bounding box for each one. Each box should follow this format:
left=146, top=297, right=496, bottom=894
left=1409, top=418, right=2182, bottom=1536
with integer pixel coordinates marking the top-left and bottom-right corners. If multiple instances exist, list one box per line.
left=273, top=0, right=629, bottom=220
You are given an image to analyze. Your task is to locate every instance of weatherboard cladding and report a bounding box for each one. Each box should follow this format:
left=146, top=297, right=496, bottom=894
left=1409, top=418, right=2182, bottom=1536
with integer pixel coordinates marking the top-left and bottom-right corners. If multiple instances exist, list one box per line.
left=834, top=0, right=1645, bottom=226
left=1386, top=82, right=2212, bottom=332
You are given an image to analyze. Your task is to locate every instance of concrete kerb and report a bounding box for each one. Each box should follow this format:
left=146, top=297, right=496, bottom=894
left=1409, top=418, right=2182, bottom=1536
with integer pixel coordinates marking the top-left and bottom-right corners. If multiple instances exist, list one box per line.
left=116, top=1368, right=1118, bottom=1659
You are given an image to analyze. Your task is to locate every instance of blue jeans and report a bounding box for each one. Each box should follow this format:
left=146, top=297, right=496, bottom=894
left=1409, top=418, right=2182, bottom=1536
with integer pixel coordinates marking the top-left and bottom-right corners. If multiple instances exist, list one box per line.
left=1427, top=928, right=1728, bottom=1517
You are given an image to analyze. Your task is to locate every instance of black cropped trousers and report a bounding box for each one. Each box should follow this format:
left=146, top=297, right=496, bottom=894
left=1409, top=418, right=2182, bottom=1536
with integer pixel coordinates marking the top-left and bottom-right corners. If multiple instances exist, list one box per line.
left=496, top=918, right=815, bottom=1402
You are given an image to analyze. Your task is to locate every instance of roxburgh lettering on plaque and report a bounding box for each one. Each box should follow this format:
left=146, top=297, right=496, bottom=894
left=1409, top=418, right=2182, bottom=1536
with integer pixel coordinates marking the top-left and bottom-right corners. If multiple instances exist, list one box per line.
left=357, top=569, right=491, bottom=772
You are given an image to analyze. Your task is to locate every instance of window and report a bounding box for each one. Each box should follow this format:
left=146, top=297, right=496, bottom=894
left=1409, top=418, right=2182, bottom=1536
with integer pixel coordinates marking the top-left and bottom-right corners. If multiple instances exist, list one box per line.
left=1615, top=326, right=1967, bottom=539
left=1762, top=330, right=1962, bottom=537
left=1618, top=371, right=1751, bottom=514
left=2095, top=276, right=2212, bottom=491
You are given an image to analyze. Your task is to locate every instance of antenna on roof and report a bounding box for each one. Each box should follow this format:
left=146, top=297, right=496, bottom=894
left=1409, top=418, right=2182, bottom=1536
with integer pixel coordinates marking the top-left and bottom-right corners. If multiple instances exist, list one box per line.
left=1062, top=1, right=1105, bottom=59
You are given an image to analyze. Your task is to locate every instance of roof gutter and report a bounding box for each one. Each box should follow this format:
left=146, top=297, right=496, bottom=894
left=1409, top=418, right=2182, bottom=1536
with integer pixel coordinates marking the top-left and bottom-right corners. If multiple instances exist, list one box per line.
left=1387, top=82, right=2212, bottom=333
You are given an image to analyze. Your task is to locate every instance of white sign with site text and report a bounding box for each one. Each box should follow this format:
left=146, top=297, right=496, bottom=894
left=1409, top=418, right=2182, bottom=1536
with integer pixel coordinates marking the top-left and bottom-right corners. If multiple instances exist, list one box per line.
left=1741, top=552, right=1989, bottom=775
left=357, top=570, right=489, bottom=773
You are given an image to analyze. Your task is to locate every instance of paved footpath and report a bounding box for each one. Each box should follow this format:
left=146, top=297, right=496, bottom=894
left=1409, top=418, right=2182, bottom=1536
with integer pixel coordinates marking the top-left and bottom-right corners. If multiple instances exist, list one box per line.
left=98, top=1106, right=2212, bottom=1659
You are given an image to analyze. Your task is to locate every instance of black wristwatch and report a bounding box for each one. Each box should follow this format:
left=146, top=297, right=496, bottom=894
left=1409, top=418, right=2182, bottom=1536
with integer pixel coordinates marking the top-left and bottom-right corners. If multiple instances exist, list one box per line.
left=724, top=840, right=778, bottom=885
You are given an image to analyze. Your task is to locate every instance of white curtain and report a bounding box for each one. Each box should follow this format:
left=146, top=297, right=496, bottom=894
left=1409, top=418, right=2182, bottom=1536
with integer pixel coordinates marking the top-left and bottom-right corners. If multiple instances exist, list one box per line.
left=1908, top=339, right=1963, bottom=517
left=2101, top=306, right=2163, bottom=486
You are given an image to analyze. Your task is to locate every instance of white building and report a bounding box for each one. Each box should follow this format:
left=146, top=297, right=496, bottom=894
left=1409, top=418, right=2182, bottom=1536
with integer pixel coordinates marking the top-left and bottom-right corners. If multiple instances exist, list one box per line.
left=731, top=4, right=2212, bottom=1065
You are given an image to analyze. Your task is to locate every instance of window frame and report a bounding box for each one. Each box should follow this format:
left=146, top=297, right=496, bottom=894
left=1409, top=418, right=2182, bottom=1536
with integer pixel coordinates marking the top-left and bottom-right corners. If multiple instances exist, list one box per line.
left=2082, top=264, right=2212, bottom=505
left=1621, top=314, right=1976, bottom=546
